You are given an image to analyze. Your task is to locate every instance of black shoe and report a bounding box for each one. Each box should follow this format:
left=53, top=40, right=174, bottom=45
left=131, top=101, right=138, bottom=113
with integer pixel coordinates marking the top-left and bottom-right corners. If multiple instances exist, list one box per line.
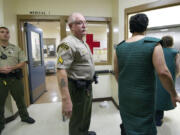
left=0, top=126, right=5, bottom=135
left=156, top=120, right=163, bottom=126
left=88, top=131, right=96, bottom=135
left=21, top=117, right=35, bottom=124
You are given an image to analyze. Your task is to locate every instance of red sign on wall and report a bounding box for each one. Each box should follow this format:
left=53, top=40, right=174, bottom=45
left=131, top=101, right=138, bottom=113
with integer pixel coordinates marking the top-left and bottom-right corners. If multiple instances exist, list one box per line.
left=86, top=34, right=100, bottom=54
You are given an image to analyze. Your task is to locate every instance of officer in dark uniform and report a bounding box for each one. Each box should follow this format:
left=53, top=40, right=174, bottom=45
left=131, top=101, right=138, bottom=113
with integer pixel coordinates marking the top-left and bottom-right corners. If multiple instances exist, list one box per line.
left=57, top=13, right=96, bottom=135
left=0, top=27, right=35, bottom=134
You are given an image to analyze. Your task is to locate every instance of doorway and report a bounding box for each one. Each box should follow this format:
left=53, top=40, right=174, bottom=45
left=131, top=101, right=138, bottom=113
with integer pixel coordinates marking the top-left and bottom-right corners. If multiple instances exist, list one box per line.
left=25, top=21, right=62, bottom=104
left=24, top=22, right=46, bottom=103
left=17, top=15, right=112, bottom=106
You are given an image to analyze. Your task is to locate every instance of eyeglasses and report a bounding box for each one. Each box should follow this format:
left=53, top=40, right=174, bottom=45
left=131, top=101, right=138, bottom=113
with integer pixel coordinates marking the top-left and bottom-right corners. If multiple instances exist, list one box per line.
left=71, top=21, right=87, bottom=25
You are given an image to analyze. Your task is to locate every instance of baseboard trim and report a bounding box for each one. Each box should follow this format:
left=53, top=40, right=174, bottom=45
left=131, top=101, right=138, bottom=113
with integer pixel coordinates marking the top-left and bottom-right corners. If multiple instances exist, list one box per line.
left=111, top=97, right=119, bottom=110
left=5, top=112, right=19, bottom=123
left=92, top=97, right=112, bottom=102
left=93, top=97, right=119, bottom=110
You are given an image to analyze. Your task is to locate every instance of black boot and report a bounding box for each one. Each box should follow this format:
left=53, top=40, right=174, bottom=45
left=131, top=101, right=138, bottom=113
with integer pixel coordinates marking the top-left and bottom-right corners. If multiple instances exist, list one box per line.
left=0, top=126, right=5, bottom=135
left=120, top=124, right=126, bottom=135
left=155, top=110, right=164, bottom=126
left=21, top=116, right=35, bottom=124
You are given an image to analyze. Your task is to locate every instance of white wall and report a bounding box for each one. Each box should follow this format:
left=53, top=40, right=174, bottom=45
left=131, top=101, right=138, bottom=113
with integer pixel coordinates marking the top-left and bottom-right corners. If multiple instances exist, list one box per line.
left=93, top=75, right=112, bottom=99
left=112, top=0, right=120, bottom=45
left=2, top=0, right=110, bottom=45
left=3, top=0, right=18, bottom=45
left=0, top=0, right=4, bottom=26
left=16, top=0, right=112, bottom=17
left=92, top=0, right=121, bottom=100
left=111, top=0, right=119, bottom=104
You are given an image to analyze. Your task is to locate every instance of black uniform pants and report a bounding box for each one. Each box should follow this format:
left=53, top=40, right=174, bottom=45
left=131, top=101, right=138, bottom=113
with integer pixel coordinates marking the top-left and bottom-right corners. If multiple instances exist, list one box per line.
left=0, top=77, right=29, bottom=129
left=68, top=79, right=92, bottom=135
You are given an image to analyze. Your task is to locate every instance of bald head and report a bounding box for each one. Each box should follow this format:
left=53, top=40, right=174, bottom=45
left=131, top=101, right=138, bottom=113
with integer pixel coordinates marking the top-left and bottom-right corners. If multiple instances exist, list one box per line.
left=68, top=13, right=85, bottom=26
left=67, top=12, right=87, bottom=40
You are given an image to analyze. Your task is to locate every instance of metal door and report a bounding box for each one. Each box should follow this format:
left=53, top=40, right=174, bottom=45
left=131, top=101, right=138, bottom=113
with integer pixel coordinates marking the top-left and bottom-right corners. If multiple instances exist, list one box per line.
left=24, top=23, right=46, bottom=103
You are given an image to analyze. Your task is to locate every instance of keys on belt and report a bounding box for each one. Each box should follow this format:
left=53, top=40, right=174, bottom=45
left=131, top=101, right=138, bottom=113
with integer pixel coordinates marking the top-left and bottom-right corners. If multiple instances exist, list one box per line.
left=2, top=80, right=7, bottom=86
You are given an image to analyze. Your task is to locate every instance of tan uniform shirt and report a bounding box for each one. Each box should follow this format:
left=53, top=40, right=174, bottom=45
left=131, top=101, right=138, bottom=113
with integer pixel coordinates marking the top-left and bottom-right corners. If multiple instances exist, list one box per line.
left=0, top=43, right=27, bottom=67
left=57, top=35, right=95, bottom=80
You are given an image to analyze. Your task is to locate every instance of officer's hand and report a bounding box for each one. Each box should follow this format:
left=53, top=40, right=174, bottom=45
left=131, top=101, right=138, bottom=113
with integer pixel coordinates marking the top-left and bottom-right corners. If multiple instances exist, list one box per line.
left=0, top=67, right=11, bottom=74
left=0, top=67, right=5, bottom=73
left=171, top=95, right=180, bottom=107
left=0, top=67, right=12, bottom=74
left=62, top=99, right=73, bottom=118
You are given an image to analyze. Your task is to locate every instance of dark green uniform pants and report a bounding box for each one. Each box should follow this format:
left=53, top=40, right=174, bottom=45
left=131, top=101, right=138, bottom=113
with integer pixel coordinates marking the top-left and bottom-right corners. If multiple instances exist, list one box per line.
left=68, top=80, right=92, bottom=135
left=0, top=77, right=29, bottom=129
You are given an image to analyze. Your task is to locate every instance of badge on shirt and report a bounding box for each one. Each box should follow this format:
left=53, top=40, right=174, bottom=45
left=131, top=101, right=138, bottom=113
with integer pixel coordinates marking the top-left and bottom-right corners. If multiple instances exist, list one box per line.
left=81, top=50, right=87, bottom=55
left=58, top=56, right=64, bottom=64
left=8, top=49, right=14, bottom=54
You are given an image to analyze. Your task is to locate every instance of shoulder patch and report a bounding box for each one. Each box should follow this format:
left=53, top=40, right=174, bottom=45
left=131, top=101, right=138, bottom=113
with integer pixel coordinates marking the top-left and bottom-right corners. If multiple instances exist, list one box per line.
left=59, top=43, right=69, bottom=50
left=58, top=56, right=64, bottom=64
left=57, top=43, right=69, bottom=52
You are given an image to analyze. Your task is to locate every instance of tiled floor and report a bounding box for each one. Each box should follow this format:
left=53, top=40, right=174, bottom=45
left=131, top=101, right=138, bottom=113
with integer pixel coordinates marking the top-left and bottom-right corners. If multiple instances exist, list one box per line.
left=7, top=74, right=179, bottom=135
left=2, top=102, right=180, bottom=135
left=34, top=74, right=61, bottom=104
left=2, top=101, right=121, bottom=135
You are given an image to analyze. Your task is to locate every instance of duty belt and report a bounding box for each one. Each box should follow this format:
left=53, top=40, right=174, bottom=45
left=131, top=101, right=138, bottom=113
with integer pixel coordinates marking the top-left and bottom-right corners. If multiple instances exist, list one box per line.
left=0, top=69, right=23, bottom=79
left=0, top=73, right=15, bottom=78
left=68, top=78, right=92, bottom=90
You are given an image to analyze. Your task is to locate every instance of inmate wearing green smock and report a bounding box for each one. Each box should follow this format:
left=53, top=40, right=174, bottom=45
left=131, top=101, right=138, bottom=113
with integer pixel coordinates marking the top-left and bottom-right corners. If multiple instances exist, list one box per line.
left=57, top=35, right=95, bottom=135
left=0, top=44, right=29, bottom=130
left=155, top=48, right=178, bottom=111
left=116, top=37, right=161, bottom=135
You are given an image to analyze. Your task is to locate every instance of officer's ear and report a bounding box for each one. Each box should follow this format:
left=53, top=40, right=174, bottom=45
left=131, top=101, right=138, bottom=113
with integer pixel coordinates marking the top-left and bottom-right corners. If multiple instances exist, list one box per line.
left=69, top=23, right=72, bottom=29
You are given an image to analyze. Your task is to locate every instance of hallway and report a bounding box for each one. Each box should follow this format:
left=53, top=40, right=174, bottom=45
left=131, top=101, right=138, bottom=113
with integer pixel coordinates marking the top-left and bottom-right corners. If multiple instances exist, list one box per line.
left=2, top=102, right=121, bottom=135
left=35, top=74, right=61, bottom=104
left=2, top=101, right=180, bottom=135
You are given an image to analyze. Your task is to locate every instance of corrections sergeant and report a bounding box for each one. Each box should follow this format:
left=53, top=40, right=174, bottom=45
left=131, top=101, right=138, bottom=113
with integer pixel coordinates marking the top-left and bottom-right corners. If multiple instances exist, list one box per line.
left=57, top=13, right=96, bottom=135
left=0, top=27, right=35, bottom=134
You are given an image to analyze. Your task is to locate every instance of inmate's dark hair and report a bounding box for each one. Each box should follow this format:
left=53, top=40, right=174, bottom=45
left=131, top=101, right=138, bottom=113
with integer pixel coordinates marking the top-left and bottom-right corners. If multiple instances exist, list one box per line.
left=161, top=36, right=174, bottom=48
left=129, top=13, right=149, bottom=33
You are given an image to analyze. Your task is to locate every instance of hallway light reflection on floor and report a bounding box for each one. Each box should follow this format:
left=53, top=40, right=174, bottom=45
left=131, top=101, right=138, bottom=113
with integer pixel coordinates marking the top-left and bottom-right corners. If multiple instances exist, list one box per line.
left=52, top=96, right=58, bottom=102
